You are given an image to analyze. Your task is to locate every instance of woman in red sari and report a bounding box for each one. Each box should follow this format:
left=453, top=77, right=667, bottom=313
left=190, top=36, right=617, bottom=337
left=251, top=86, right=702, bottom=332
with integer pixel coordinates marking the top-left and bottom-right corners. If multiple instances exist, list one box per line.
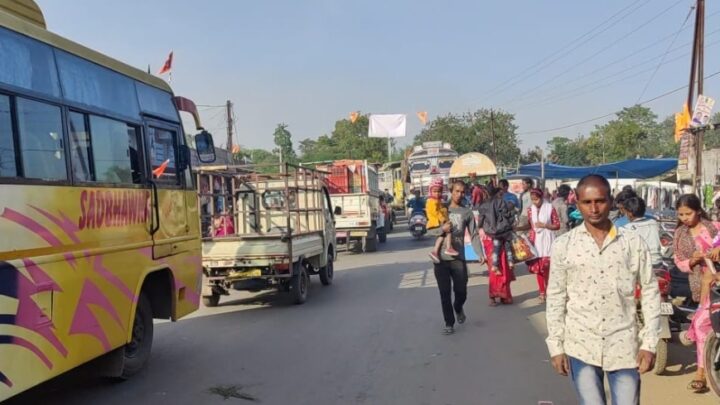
left=523, top=188, right=560, bottom=302
left=477, top=186, right=516, bottom=306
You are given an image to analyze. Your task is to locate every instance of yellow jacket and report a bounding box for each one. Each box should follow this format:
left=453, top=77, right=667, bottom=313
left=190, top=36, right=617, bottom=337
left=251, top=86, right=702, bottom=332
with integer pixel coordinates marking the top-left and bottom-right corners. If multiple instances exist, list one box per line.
left=426, top=198, right=448, bottom=229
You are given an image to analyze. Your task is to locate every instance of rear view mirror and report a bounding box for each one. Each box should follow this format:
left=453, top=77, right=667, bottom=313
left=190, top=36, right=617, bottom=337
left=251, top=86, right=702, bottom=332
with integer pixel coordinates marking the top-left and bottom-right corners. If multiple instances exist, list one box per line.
left=334, top=206, right=342, bottom=215
left=195, top=130, right=216, bottom=163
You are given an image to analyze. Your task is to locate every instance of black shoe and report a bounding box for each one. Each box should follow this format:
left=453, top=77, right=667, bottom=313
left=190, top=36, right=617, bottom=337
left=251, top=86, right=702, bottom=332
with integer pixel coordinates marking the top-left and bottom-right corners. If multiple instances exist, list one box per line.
left=456, top=311, right=466, bottom=324
left=443, top=325, right=454, bottom=335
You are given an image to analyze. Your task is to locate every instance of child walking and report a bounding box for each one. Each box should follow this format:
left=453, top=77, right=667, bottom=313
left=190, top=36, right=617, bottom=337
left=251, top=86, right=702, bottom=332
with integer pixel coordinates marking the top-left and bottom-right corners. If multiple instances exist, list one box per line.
left=427, top=178, right=459, bottom=263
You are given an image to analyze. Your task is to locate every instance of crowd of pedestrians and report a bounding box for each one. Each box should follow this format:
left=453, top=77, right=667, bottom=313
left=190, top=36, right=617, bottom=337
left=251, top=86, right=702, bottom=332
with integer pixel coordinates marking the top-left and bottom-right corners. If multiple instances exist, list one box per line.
left=424, top=174, right=720, bottom=404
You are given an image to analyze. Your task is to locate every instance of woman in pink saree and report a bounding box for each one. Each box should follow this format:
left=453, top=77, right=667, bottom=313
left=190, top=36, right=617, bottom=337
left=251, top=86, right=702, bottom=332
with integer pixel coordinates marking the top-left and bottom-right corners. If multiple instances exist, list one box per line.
left=673, top=194, right=720, bottom=393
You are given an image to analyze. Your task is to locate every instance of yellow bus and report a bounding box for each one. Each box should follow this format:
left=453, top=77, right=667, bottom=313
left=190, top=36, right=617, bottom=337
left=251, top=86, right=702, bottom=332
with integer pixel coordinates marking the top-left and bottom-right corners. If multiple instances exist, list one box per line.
left=0, top=1, right=216, bottom=400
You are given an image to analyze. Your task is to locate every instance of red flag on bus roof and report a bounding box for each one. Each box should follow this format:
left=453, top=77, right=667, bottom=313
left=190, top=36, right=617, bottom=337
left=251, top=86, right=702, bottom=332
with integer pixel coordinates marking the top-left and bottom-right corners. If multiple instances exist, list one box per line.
left=158, top=51, right=173, bottom=75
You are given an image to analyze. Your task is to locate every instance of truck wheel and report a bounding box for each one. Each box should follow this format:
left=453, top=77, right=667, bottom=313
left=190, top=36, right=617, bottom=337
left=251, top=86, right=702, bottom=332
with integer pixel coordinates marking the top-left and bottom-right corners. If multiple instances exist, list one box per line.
left=653, top=339, right=667, bottom=375
left=120, top=293, right=153, bottom=379
left=202, top=294, right=220, bottom=307
left=365, top=234, right=378, bottom=252
left=291, top=264, right=309, bottom=304
left=319, top=254, right=334, bottom=286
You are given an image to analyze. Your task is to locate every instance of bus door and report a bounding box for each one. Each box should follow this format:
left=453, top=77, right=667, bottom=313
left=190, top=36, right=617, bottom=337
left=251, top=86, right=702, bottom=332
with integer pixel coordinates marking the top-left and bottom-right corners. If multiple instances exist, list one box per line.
left=144, top=119, right=190, bottom=259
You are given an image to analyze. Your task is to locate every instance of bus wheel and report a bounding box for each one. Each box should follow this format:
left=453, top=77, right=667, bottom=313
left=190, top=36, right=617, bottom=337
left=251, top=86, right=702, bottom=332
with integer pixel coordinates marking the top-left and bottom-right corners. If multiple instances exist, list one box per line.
left=203, top=294, right=220, bottom=307
left=121, top=293, right=154, bottom=378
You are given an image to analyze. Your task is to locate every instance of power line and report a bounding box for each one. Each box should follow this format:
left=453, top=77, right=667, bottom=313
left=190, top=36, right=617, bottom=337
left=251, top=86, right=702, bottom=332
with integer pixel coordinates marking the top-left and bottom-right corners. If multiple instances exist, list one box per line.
left=516, top=69, right=720, bottom=136
left=499, top=0, right=687, bottom=107
left=513, top=37, right=720, bottom=110
left=635, top=4, right=695, bottom=102
left=520, top=10, right=720, bottom=102
left=482, top=0, right=649, bottom=98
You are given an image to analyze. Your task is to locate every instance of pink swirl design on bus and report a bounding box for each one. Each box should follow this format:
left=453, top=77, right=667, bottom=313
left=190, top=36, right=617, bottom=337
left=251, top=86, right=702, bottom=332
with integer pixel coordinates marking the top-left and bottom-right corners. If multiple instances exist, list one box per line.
left=0, top=335, right=52, bottom=369
left=1, top=208, right=76, bottom=266
left=68, top=280, right=125, bottom=351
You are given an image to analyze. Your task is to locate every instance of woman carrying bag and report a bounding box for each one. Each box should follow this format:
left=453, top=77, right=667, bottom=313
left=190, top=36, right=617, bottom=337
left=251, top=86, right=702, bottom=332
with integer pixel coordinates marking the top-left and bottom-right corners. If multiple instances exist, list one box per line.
left=523, top=188, right=560, bottom=302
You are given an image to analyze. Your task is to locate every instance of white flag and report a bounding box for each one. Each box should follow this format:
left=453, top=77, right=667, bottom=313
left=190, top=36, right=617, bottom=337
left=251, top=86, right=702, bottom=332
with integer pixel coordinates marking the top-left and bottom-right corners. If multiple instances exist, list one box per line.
left=369, top=114, right=407, bottom=138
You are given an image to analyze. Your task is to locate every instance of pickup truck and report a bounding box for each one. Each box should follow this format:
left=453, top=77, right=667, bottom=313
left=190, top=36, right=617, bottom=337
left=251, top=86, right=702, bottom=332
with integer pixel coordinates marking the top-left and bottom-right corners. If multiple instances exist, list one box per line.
left=197, top=164, right=336, bottom=306
left=317, top=160, right=387, bottom=252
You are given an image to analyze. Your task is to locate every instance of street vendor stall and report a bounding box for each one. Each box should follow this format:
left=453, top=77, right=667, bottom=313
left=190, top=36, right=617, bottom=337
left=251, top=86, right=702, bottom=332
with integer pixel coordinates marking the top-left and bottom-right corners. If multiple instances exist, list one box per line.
left=449, top=152, right=497, bottom=262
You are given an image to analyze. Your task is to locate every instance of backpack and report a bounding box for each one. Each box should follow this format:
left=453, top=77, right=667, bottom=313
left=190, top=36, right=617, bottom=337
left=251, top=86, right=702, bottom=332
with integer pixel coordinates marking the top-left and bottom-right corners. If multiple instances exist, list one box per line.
left=480, top=198, right=514, bottom=238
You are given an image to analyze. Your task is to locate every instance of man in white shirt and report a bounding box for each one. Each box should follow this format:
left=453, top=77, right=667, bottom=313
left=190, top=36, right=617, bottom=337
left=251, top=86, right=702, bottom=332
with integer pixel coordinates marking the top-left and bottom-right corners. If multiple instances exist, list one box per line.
left=545, top=174, right=661, bottom=405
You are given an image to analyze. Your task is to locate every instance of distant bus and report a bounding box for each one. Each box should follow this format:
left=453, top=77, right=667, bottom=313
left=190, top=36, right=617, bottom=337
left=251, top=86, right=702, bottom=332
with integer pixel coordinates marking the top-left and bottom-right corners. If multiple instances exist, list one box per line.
left=0, top=1, right=214, bottom=400
left=406, top=141, right=459, bottom=195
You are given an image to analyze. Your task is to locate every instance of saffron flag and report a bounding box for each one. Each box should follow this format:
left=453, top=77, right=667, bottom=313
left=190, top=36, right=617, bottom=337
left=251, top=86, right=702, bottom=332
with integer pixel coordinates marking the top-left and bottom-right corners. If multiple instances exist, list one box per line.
left=153, top=159, right=170, bottom=178
left=231, top=144, right=241, bottom=154
left=368, top=114, right=407, bottom=138
left=158, top=51, right=173, bottom=75
left=350, top=111, right=359, bottom=124
left=416, top=111, right=428, bottom=125
left=674, top=103, right=690, bottom=143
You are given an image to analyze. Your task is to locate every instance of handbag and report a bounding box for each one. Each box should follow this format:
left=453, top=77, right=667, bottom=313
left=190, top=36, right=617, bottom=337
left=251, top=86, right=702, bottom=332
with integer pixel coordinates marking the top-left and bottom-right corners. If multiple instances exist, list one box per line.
left=510, top=233, right=538, bottom=262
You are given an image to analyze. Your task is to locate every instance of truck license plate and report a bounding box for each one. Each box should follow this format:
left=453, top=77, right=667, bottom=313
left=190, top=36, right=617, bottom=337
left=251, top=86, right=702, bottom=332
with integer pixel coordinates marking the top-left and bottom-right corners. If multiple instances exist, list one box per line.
left=660, top=302, right=674, bottom=315
left=350, top=231, right=366, bottom=237
left=231, top=269, right=262, bottom=279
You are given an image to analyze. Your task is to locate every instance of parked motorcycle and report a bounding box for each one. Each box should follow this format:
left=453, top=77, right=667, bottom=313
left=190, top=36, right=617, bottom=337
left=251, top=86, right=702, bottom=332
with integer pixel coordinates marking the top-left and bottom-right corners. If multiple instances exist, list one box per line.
left=703, top=284, right=720, bottom=396
left=636, top=263, right=674, bottom=375
left=408, top=213, right=427, bottom=239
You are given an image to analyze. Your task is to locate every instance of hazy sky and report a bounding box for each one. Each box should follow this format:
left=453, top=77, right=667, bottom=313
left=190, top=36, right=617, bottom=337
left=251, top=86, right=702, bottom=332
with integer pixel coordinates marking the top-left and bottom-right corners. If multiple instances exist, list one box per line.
left=37, top=0, right=720, bottom=153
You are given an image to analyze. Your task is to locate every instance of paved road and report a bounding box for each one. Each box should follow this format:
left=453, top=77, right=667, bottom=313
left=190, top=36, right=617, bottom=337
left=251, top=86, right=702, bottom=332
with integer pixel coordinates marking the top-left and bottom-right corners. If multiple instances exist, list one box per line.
left=8, top=231, right=718, bottom=404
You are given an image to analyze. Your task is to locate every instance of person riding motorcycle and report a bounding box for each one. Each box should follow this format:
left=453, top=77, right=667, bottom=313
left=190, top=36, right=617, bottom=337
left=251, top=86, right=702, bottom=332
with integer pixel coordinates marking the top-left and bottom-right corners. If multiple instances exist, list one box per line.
left=407, top=189, right=426, bottom=217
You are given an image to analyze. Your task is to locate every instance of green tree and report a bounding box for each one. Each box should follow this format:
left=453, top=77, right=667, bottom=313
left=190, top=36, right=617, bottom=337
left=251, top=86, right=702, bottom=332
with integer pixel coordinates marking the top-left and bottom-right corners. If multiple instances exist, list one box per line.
left=413, top=109, right=521, bottom=166
left=298, top=114, right=395, bottom=163
left=273, top=123, right=297, bottom=164
left=519, top=146, right=543, bottom=164
left=583, top=105, right=678, bottom=164
left=546, top=136, right=589, bottom=166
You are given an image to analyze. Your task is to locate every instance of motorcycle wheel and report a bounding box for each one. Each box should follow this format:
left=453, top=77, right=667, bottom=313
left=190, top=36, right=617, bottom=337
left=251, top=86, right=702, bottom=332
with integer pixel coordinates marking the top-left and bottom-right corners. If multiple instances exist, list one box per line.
left=704, top=334, right=720, bottom=396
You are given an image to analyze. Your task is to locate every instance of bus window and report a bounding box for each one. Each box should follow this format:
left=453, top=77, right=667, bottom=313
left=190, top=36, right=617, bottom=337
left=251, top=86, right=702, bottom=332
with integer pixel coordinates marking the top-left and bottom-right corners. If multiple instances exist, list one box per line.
left=56, top=50, right=140, bottom=119
left=69, top=113, right=144, bottom=184
left=68, top=112, right=92, bottom=181
left=148, top=126, right=179, bottom=185
left=89, top=115, right=141, bottom=184
left=0, top=27, right=60, bottom=97
left=16, top=97, right=66, bottom=180
left=0, top=95, right=16, bottom=177
left=136, top=82, right=178, bottom=121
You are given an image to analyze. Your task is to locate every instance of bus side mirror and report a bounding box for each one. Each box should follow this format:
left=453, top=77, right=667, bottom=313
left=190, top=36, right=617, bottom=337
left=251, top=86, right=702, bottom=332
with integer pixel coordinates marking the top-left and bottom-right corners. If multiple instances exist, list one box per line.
left=195, top=130, right=216, bottom=163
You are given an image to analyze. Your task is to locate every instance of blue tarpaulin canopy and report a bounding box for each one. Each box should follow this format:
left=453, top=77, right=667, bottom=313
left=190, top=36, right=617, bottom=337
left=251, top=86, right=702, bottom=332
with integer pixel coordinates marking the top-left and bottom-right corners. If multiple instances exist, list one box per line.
left=510, top=158, right=678, bottom=180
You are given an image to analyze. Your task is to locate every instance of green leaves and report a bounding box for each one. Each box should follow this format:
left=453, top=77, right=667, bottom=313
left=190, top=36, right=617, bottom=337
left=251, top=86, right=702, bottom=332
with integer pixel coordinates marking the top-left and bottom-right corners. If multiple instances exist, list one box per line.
left=298, top=114, right=393, bottom=163
left=413, top=109, right=520, bottom=166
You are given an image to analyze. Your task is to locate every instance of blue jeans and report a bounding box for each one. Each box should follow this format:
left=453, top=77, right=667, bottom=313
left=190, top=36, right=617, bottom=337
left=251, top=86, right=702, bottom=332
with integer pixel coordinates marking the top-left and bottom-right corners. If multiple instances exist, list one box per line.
left=569, top=357, right=640, bottom=405
left=491, top=236, right=513, bottom=268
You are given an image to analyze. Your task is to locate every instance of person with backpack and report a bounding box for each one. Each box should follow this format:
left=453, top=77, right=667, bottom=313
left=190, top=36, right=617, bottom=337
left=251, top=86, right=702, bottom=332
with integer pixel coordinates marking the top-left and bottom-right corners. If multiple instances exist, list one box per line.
left=478, top=186, right=516, bottom=306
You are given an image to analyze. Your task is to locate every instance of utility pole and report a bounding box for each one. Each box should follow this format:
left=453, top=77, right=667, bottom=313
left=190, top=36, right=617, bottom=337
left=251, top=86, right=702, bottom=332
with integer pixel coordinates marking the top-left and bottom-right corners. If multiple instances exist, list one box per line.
left=689, top=0, right=705, bottom=190
left=490, top=109, right=498, bottom=163
left=226, top=100, right=234, bottom=153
